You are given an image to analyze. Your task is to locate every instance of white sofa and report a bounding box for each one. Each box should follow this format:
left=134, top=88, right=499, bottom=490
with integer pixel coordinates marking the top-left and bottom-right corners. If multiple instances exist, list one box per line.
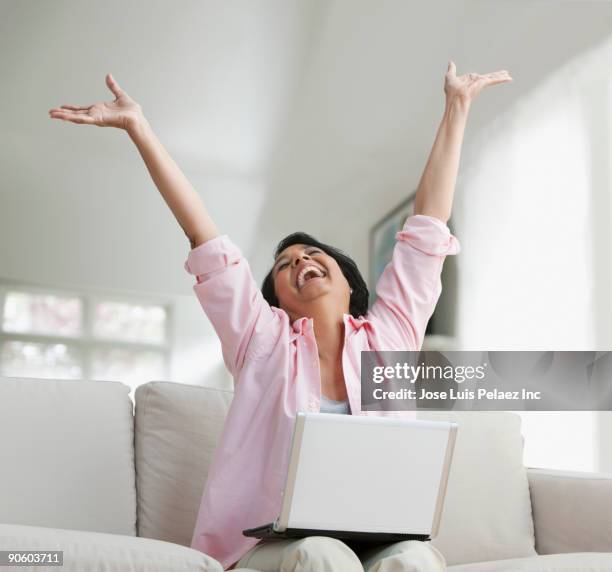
left=1, top=377, right=611, bottom=571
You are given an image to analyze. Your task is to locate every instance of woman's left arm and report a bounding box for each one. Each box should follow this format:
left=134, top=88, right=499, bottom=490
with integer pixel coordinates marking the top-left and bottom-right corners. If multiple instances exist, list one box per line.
left=413, top=61, right=513, bottom=223
left=368, top=62, right=512, bottom=349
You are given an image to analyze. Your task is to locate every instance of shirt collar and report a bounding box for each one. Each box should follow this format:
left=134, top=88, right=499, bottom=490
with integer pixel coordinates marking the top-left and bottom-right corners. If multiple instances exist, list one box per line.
left=290, top=314, right=369, bottom=337
left=291, top=316, right=314, bottom=335
left=344, top=313, right=370, bottom=330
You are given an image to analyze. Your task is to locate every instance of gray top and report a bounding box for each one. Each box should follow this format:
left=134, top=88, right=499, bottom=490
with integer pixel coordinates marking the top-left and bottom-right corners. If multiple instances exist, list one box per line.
left=319, top=394, right=351, bottom=415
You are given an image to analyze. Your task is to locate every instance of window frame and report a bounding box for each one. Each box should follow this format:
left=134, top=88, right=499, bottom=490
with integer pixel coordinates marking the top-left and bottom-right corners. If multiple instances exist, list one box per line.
left=0, top=279, right=173, bottom=382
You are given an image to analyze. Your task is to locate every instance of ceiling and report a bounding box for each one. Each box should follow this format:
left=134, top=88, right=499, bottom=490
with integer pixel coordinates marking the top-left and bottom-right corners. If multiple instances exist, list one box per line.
left=3, top=0, right=612, bottom=297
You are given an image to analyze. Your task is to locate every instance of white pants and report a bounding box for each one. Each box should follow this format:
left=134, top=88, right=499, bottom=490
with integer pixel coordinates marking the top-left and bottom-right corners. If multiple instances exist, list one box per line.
left=234, top=537, right=446, bottom=572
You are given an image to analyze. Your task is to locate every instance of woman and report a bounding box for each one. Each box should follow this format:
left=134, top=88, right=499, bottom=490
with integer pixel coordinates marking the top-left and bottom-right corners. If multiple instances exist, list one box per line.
left=50, top=61, right=512, bottom=571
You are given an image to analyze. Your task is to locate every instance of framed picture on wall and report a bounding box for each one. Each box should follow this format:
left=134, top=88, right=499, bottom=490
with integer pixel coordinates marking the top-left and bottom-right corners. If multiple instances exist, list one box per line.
left=369, top=193, right=416, bottom=304
left=368, top=193, right=458, bottom=345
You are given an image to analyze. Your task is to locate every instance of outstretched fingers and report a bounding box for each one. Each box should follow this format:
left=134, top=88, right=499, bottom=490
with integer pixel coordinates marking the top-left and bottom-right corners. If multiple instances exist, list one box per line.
left=49, top=105, right=90, bottom=115
left=49, top=110, right=96, bottom=125
left=49, top=107, right=91, bottom=116
left=485, top=70, right=513, bottom=80
left=483, top=70, right=513, bottom=86
left=59, top=104, right=92, bottom=112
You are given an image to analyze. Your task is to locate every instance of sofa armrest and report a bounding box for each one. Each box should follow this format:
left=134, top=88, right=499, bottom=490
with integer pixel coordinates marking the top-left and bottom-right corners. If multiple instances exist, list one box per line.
left=527, top=467, right=612, bottom=554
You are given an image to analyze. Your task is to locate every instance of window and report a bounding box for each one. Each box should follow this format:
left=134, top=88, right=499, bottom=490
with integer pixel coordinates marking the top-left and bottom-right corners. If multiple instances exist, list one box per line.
left=0, top=283, right=171, bottom=393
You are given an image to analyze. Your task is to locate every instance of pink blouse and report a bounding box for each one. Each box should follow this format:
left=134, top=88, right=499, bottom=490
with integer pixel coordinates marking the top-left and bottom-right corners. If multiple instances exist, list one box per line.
left=185, top=214, right=460, bottom=570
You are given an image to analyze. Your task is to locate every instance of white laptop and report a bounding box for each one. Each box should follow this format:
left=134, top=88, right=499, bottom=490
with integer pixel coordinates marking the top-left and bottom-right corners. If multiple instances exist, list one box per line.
left=243, top=412, right=458, bottom=543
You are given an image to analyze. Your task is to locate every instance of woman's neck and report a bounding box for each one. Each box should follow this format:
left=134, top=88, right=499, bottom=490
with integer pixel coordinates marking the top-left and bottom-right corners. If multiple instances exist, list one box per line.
left=312, top=312, right=345, bottom=361
left=301, top=300, right=347, bottom=361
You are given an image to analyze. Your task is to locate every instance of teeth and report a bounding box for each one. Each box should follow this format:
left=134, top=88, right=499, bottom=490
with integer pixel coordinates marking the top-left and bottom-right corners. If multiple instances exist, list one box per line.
left=297, top=265, right=326, bottom=289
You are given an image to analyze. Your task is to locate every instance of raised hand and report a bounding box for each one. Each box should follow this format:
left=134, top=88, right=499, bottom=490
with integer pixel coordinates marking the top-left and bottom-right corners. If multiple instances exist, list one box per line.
left=49, top=74, right=144, bottom=131
left=444, top=61, right=513, bottom=105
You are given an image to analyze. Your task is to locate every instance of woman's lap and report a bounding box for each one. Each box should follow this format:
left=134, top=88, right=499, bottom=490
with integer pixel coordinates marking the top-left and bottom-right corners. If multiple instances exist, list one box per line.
left=235, top=537, right=446, bottom=572
left=356, top=539, right=446, bottom=572
left=235, top=537, right=361, bottom=571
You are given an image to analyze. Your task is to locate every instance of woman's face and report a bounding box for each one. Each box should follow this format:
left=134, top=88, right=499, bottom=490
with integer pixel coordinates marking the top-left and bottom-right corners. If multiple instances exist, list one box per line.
left=271, top=243, right=351, bottom=319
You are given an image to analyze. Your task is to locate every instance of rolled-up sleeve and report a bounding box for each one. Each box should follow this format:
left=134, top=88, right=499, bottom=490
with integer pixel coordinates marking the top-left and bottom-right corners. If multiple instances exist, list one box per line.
left=368, top=214, right=460, bottom=350
left=184, top=235, right=278, bottom=378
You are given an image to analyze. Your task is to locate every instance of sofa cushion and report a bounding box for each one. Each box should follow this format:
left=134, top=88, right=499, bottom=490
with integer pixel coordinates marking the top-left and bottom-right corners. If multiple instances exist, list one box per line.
left=0, top=522, right=223, bottom=572
left=134, top=382, right=232, bottom=547
left=416, top=411, right=536, bottom=565
left=0, top=377, right=136, bottom=536
left=528, top=468, right=612, bottom=554
left=447, top=553, right=612, bottom=571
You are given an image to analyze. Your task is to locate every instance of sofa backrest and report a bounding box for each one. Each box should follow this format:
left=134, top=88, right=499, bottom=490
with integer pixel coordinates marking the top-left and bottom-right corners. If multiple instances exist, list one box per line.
left=417, top=410, right=536, bottom=565
left=0, top=377, right=136, bottom=536
left=134, top=381, right=232, bottom=547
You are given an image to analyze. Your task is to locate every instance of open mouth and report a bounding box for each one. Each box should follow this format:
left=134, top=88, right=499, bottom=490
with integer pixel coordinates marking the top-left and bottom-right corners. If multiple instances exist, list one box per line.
left=296, top=265, right=327, bottom=290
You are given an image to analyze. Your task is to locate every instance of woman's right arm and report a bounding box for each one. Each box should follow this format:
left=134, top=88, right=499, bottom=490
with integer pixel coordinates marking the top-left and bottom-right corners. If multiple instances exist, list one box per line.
left=49, top=74, right=216, bottom=248
left=127, top=117, right=219, bottom=248
left=50, top=75, right=280, bottom=376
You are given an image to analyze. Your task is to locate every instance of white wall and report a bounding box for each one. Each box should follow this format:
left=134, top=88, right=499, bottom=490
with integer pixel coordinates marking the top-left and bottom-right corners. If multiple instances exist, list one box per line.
left=453, top=4, right=612, bottom=473
left=171, top=294, right=232, bottom=389
left=0, top=0, right=322, bottom=295
left=250, top=0, right=467, bottom=279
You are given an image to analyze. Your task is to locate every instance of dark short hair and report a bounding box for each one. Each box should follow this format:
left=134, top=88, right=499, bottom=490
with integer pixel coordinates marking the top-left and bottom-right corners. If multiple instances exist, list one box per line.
left=261, top=232, right=369, bottom=318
